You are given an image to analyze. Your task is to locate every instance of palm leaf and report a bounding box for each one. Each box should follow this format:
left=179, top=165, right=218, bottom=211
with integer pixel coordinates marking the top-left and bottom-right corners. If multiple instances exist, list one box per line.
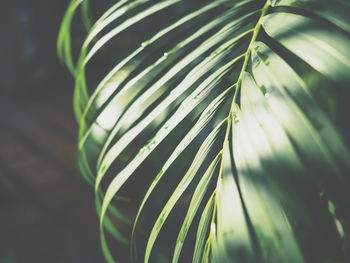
left=59, top=0, right=350, bottom=262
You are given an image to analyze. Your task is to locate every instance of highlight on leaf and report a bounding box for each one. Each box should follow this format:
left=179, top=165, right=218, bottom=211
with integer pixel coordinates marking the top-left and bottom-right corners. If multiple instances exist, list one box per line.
left=58, top=0, right=350, bottom=262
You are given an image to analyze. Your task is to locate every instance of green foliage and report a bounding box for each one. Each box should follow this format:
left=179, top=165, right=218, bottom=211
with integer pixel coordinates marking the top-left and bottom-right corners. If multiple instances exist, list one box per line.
left=58, top=0, right=350, bottom=262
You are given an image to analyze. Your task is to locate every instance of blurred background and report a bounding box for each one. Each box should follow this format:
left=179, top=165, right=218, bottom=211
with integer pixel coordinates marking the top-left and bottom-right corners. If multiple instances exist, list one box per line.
left=2, top=1, right=350, bottom=263
left=0, top=0, right=190, bottom=261
left=0, top=0, right=105, bottom=262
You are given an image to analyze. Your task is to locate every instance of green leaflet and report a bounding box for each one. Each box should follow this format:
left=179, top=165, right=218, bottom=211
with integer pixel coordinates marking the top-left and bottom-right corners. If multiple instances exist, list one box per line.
left=78, top=5, right=257, bottom=181
left=77, top=1, right=253, bottom=201
left=274, top=0, right=350, bottom=33
left=215, top=140, right=253, bottom=262
left=237, top=73, right=305, bottom=262
left=94, top=42, right=245, bottom=193
left=143, top=123, right=225, bottom=263
left=78, top=0, right=230, bottom=141
left=248, top=42, right=350, bottom=261
left=262, top=12, right=350, bottom=83
left=192, top=191, right=216, bottom=263
left=98, top=47, right=238, bottom=262
left=130, top=88, right=232, bottom=262
left=57, top=0, right=83, bottom=74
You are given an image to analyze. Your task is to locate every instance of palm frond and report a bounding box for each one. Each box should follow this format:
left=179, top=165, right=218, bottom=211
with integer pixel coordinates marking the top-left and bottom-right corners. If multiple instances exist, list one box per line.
left=59, top=0, right=350, bottom=262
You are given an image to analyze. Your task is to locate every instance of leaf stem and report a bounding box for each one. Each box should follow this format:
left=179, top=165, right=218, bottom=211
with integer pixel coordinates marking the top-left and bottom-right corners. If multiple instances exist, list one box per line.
left=232, top=0, right=271, bottom=104
left=215, top=0, right=271, bottom=172
left=208, top=2, right=271, bottom=258
left=219, top=0, right=271, bottom=144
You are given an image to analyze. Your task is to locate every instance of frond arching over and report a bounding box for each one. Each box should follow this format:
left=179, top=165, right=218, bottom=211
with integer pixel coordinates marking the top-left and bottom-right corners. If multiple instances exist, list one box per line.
left=58, top=0, right=350, bottom=262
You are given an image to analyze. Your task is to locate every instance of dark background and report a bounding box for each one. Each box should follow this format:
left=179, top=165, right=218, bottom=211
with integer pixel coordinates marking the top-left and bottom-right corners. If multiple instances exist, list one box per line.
left=0, top=0, right=105, bottom=262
